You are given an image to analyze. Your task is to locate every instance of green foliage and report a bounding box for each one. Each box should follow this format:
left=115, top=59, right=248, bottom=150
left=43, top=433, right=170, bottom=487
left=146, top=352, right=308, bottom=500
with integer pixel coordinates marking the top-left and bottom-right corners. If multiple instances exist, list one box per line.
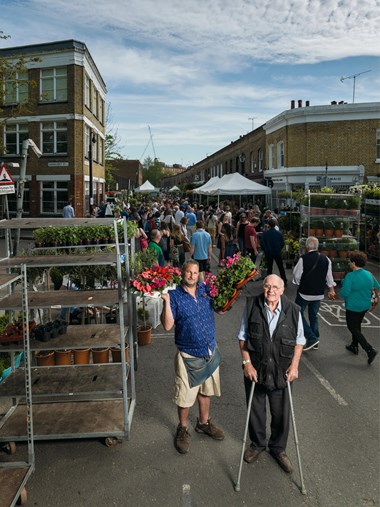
left=142, top=156, right=165, bottom=187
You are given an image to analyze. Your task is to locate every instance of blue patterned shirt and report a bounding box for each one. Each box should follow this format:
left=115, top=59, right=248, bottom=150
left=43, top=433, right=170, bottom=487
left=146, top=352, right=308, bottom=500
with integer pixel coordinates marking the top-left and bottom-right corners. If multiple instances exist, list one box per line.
left=169, top=282, right=216, bottom=357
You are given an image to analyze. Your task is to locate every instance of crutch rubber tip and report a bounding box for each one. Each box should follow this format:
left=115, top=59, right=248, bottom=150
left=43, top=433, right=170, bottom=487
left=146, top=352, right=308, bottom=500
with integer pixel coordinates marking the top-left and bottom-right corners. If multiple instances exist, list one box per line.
left=234, top=484, right=240, bottom=492
left=301, top=488, right=307, bottom=495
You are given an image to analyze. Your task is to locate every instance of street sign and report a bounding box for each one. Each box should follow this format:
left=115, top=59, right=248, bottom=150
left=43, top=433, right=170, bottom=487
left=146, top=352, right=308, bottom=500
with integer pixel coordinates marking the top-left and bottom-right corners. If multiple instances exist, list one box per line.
left=0, top=162, right=15, bottom=195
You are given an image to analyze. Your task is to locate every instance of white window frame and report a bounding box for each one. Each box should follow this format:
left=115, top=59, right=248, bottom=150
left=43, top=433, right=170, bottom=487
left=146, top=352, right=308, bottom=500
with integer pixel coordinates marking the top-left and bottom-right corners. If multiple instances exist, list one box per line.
left=99, top=97, right=103, bottom=124
left=85, top=125, right=90, bottom=158
left=268, top=144, right=274, bottom=170
left=4, top=123, right=29, bottom=155
left=40, top=121, right=67, bottom=155
left=40, top=66, right=67, bottom=102
left=277, top=141, right=284, bottom=168
left=39, top=180, right=69, bottom=215
left=3, top=70, right=28, bottom=105
left=258, top=148, right=263, bottom=172
left=85, top=74, right=90, bottom=109
left=92, top=86, right=97, bottom=116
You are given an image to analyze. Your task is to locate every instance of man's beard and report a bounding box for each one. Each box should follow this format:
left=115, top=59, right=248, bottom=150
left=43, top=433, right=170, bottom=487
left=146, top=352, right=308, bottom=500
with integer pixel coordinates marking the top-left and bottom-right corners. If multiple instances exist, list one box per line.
left=182, top=279, right=197, bottom=288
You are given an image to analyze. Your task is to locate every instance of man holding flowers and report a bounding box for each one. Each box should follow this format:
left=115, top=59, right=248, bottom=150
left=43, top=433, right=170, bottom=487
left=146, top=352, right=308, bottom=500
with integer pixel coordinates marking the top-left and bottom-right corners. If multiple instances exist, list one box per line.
left=161, top=259, right=224, bottom=455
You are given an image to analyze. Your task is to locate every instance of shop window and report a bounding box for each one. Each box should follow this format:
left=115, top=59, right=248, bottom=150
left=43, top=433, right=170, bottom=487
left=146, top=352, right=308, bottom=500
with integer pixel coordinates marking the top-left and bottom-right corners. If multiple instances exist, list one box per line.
left=40, top=67, right=67, bottom=102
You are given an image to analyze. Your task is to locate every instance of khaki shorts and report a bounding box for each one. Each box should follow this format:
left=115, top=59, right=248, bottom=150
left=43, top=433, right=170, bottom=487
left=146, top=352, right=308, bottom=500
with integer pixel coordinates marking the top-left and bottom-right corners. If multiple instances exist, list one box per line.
left=173, top=350, right=221, bottom=408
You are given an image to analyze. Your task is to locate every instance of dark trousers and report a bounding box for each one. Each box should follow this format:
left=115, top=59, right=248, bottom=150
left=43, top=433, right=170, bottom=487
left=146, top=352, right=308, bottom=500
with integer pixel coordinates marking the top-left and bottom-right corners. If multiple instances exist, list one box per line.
left=266, top=254, right=287, bottom=285
left=295, top=292, right=321, bottom=343
left=244, top=379, right=290, bottom=454
left=345, top=309, right=372, bottom=352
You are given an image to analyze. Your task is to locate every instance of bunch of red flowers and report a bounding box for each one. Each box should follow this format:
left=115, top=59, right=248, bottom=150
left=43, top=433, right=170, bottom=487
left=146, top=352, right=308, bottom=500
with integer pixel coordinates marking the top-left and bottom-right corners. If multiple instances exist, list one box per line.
left=131, top=265, right=181, bottom=295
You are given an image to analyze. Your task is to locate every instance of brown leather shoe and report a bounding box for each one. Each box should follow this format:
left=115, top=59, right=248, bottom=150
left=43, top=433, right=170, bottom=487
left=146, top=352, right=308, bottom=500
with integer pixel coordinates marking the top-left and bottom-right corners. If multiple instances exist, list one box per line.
left=243, top=447, right=264, bottom=464
left=195, top=418, right=224, bottom=440
left=270, top=451, right=293, bottom=473
left=175, top=425, right=190, bottom=454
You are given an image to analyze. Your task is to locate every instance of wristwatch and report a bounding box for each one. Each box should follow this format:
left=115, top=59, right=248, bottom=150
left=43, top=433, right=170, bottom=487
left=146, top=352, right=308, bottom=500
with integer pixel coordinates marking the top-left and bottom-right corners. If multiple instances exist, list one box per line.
left=242, top=359, right=251, bottom=366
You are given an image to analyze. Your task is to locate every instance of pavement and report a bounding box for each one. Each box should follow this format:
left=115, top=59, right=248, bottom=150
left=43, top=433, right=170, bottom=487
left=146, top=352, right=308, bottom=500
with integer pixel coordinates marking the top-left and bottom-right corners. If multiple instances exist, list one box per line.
left=1, top=246, right=379, bottom=507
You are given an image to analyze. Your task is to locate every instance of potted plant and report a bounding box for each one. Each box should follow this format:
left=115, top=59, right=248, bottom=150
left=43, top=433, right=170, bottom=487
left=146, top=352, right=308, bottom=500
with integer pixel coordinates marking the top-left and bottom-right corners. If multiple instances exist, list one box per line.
left=136, top=297, right=153, bottom=346
left=218, top=253, right=257, bottom=289
left=324, top=220, right=335, bottom=237
left=334, top=219, right=344, bottom=238
left=205, top=271, right=240, bottom=313
left=35, top=350, right=55, bottom=366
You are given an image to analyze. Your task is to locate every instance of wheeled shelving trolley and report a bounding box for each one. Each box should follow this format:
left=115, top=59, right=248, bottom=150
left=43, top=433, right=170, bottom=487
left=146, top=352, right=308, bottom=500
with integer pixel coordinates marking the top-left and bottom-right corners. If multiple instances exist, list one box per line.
left=0, top=218, right=136, bottom=454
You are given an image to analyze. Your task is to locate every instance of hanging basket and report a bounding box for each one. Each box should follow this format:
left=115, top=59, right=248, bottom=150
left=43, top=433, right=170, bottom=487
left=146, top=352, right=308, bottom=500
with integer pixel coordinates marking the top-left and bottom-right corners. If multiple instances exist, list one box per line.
left=235, top=269, right=259, bottom=289
left=219, top=289, right=241, bottom=313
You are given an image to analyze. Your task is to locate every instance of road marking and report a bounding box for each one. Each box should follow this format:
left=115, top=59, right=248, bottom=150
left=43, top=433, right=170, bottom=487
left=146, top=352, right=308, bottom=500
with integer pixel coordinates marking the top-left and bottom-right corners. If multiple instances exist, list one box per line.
left=318, top=301, right=380, bottom=328
left=302, top=356, right=349, bottom=407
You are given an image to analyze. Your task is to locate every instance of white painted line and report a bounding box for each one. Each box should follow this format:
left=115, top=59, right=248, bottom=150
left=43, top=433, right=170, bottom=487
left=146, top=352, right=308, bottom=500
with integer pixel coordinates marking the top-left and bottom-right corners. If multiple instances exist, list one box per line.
left=302, top=356, right=349, bottom=407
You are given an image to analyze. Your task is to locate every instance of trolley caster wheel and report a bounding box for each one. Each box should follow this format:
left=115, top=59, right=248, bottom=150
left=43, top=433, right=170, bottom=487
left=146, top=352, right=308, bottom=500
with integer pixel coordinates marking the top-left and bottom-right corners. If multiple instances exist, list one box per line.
left=104, top=437, right=118, bottom=448
left=5, top=441, right=16, bottom=455
left=17, top=487, right=27, bottom=505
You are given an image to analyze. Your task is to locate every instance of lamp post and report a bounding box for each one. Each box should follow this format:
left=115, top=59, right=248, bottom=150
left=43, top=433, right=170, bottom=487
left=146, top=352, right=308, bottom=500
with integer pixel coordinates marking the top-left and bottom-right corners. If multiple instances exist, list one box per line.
left=88, top=131, right=97, bottom=210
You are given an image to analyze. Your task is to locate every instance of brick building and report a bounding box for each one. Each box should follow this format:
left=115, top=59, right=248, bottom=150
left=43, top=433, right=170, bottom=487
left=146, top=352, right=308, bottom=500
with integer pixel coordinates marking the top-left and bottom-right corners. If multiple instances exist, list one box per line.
left=107, top=159, right=143, bottom=191
left=0, top=40, right=107, bottom=217
left=162, top=101, right=380, bottom=196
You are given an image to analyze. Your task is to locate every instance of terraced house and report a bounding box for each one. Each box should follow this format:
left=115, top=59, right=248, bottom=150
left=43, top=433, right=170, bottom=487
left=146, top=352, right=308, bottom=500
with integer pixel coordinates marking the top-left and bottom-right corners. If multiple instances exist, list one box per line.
left=0, top=40, right=107, bottom=217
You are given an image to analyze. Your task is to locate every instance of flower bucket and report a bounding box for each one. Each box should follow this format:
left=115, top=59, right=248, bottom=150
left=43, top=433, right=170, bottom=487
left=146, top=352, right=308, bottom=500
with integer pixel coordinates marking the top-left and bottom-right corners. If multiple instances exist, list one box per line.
left=111, top=345, right=129, bottom=363
left=74, top=348, right=90, bottom=365
left=55, top=349, right=72, bottom=365
left=36, top=351, right=55, bottom=366
left=137, top=325, right=152, bottom=346
left=91, top=348, right=110, bottom=364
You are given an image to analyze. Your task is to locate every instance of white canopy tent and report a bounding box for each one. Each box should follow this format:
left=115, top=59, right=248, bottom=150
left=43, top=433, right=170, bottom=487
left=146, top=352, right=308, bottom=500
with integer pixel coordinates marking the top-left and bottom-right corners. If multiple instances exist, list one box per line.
left=193, top=176, right=221, bottom=195
left=135, top=180, right=159, bottom=193
left=168, top=185, right=180, bottom=192
left=197, top=172, right=271, bottom=206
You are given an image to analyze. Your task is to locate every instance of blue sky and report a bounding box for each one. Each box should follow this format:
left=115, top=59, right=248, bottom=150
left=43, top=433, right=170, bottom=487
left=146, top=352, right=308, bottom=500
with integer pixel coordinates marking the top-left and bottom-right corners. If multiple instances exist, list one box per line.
left=1, top=0, right=379, bottom=166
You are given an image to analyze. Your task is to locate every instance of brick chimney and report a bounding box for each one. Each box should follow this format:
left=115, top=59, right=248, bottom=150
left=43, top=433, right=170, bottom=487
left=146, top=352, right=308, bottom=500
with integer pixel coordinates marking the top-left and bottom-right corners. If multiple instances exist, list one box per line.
left=306, top=100, right=310, bottom=107
left=298, top=99, right=302, bottom=108
left=291, top=100, right=295, bottom=109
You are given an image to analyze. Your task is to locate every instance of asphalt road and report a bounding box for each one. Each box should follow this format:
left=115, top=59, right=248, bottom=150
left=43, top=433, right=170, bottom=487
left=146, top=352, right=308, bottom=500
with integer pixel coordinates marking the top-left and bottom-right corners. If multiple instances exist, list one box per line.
left=2, top=248, right=379, bottom=507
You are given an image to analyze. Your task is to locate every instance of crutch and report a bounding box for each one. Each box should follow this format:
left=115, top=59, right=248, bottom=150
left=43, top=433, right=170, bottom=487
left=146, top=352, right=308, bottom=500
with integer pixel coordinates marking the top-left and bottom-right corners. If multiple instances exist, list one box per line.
left=287, top=380, right=307, bottom=495
left=234, top=381, right=255, bottom=492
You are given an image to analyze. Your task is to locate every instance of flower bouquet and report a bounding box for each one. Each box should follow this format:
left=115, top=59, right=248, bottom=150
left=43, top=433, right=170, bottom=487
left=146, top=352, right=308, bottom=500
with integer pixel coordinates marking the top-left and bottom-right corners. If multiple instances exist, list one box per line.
left=131, top=265, right=181, bottom=297
left=205, top=254, right=257, bottom=312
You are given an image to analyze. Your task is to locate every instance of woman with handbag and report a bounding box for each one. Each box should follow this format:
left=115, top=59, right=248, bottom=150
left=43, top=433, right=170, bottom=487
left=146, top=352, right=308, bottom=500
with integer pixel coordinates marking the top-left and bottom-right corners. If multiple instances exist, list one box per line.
left=339, top=251, right=380, bottom=364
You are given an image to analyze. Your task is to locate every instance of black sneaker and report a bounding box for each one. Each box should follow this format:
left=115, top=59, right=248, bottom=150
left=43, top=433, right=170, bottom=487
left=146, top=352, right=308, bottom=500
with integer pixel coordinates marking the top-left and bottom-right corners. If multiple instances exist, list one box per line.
left=304, top=340, right=319, bottom=351
left=175, top=425, right=190, bottom=454
left=346, top=343, right=359, bottom=355
left=313, top=343, right=319, bottom=350
left=368, top=349, right=378, bottom=365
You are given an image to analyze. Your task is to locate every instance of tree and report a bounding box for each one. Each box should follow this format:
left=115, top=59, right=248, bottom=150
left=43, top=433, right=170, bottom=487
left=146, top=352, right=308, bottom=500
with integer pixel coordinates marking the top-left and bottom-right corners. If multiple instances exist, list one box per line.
left=0, top=31, right=39, bottom=153
left=143, top=156, right=165, bottom=187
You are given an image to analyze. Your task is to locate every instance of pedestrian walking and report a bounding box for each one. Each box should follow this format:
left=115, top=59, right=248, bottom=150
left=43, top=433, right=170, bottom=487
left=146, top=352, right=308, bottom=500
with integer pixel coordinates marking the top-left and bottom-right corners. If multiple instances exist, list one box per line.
left=339, top=251, right=379, bottom=364
left=237, top=274, right=305, bottom=472
left=160, top=260, right=224, bottom=454
left=260, top=219, right=287, bottom=286
left=62, top=201, right=75, bottom=218
left=293, top=236, right=336, bottom=351
left=189, top=220, right=212, bottom=281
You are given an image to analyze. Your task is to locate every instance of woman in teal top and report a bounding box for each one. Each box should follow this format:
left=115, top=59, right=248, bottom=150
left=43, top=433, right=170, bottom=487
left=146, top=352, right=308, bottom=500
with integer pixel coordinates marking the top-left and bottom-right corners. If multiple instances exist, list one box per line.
left=339, top=251, right=380, bottom=364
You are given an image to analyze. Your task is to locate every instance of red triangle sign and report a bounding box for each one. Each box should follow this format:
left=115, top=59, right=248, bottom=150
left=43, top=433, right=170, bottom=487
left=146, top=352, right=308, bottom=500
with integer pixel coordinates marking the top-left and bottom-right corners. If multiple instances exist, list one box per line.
left=0, top=163, right=15, bottom=185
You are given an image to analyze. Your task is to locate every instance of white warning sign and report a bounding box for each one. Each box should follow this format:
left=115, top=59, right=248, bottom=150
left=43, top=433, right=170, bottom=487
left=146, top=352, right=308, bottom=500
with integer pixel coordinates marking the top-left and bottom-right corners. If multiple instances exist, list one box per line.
left=0, top=162, right=15, bottom=195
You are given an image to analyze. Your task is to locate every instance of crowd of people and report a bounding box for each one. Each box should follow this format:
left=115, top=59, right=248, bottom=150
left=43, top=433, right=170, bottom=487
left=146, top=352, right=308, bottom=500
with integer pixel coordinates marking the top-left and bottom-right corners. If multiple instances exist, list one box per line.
left=92, top=193, right=378, bottom=468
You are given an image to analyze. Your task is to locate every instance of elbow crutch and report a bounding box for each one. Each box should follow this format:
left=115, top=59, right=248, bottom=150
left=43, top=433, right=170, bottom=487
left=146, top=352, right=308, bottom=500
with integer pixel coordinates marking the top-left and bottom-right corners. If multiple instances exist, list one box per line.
left=234, top=381, right=255, bottom=492
left=287, top=380, right=307, bottom=495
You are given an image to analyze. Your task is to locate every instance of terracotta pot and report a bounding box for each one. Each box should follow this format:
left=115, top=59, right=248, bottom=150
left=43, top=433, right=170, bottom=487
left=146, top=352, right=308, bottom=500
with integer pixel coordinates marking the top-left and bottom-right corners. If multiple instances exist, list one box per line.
left=137, top=325, right=152, bottom=346
left=315, top=229, right=324, bottom=237
left=91, top=348, right=110, bottom=364
left=324, top=230, right=334, bottom=237
left=309, top=228, right=316, bottom=236
left=55, top=349, right=72, bottom=365
left=111, top=345, right=129, bottom=363
left=73, top=348, right=90, bottom=365
left=338, top=250, right=349, bottom=258
left=329, top=250, right=337, bottom=258
left=220, top=289, right=241, bottom=313
left=36, top=351, right=55, bottom=366
left=335, top=230, right=343, bottom=238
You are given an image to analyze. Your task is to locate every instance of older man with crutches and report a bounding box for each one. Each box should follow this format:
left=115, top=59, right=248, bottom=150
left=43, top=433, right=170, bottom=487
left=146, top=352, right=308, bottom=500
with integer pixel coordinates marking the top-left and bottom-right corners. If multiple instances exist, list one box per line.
left=235, top=274, right=306, bottom=492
